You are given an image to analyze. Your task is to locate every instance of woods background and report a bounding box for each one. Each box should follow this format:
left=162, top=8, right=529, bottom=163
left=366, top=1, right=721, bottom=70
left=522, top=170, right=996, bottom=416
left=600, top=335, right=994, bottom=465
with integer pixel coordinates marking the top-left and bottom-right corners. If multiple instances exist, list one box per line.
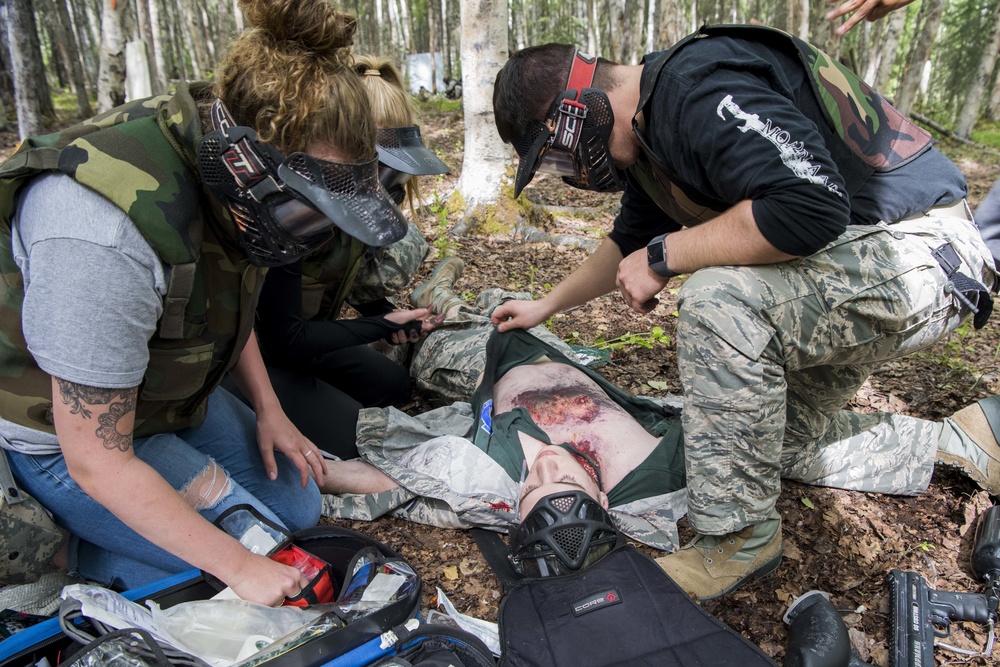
left=3, top=0, right=1000, bottom=149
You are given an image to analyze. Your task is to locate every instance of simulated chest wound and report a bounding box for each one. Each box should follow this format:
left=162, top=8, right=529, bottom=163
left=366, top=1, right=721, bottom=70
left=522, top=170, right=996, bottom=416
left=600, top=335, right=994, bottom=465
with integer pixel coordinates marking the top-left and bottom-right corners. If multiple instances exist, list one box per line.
left=508, top=386, right=616, bottom=427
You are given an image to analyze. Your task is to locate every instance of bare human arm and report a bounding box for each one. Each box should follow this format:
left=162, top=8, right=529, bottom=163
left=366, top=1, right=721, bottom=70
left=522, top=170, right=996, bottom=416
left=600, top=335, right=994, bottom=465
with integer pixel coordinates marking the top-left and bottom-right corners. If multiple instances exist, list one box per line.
left=318, top=459, right=399, bottom=495
left=227, top=329, right=327, bottom=487
left=492, top=236, right=625, bottom=332
left=51, top=378, right=308, bottom=606
left=825, top=0, right=916, bottom=34
left=616, top=201, right=797, bottom=313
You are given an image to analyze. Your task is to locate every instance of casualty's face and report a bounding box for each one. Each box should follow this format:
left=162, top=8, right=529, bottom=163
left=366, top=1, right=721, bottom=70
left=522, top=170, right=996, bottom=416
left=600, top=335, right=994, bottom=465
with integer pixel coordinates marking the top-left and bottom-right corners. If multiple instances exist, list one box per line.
left=518, top=445, right=606, bottom=517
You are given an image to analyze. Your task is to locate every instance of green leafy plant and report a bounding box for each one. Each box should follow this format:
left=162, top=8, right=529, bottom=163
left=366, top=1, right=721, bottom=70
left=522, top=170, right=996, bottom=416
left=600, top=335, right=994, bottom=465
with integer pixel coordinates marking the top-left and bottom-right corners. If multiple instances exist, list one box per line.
left=428, top=190, right=457, bottom=257
left=566, top=326, right=671, bottom=352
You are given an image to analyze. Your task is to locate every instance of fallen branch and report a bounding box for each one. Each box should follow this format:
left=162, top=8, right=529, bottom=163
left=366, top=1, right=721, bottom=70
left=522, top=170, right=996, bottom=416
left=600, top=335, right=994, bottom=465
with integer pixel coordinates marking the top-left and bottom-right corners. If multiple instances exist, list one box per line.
left=513, top=220, right=599, bottom=252
left=909, top=111, right=979, bottom=147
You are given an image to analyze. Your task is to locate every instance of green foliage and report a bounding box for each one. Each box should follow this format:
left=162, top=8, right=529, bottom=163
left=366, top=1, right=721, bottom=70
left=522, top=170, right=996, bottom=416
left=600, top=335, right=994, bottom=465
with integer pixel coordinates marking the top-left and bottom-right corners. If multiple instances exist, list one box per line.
left=565, top=326, right=672, bottom=352
left=414, top=97, right=463, bottom=114
left=428, top=190, right=458, bottom=257
left=972, top=121, right=1000, bottom=148
left=928, top=0, right=1000, bottom=116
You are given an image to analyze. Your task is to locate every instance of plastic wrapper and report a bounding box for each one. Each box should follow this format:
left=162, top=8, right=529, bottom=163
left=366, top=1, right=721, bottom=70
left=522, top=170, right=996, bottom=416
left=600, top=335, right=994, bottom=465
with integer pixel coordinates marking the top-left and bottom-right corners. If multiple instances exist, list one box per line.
left=146, top=598, right=323, bottom=666
left=66, top=639, right=162, bottom=667
left=235, top=612, right=345, bottom=667
left=60, top=584, right=325, bottom=667
left=335, top=548, right=418, bottom=623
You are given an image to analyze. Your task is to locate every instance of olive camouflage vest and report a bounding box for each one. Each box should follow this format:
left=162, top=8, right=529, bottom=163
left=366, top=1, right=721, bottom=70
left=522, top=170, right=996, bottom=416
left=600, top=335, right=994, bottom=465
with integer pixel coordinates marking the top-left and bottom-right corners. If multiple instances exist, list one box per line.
left=630, top=24, right=933, bottom=226
left=0, top=82, right=264, bottom=437
left=299, top=231, right=369, bottom=322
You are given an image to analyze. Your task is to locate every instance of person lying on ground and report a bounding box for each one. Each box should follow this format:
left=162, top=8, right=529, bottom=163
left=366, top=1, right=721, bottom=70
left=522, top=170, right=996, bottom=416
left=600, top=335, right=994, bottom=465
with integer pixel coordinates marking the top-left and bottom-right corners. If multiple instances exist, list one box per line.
left=320, top=282, right=1000, bottom=561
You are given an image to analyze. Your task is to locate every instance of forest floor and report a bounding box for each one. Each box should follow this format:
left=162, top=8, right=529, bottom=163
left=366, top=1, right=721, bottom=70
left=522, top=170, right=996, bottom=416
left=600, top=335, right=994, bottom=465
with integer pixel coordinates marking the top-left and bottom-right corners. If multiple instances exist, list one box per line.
left=338, top=102, right=1000, bottom=667
left=3, top=100, right=1000, bottom=665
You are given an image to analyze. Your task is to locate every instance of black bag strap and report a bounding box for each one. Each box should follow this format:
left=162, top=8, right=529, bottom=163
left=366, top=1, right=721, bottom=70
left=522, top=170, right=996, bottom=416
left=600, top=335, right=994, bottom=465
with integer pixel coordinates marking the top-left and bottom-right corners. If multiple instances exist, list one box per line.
left=470, top=528, right=521, bottom=591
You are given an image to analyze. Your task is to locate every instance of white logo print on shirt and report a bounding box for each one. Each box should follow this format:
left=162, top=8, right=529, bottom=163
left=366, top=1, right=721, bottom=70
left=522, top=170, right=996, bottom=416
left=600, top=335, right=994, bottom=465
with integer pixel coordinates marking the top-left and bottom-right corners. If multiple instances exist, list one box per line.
left=716, top=94, right=842, bottom=196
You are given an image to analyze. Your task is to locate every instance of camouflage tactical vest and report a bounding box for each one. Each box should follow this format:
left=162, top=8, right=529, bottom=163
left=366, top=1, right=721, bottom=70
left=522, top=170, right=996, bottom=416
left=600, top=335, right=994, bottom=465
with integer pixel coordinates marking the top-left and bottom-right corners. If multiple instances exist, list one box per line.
left=0, top=82, right=265, bottom=437
left=630, top=24, right=933, bottom=227
left=299, top=231, right=369, bottom=321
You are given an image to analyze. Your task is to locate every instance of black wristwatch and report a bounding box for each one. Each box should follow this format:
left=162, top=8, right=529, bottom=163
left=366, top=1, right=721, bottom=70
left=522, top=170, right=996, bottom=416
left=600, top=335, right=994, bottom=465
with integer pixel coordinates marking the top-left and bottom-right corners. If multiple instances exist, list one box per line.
left=647, top=233, right=679, bottom=279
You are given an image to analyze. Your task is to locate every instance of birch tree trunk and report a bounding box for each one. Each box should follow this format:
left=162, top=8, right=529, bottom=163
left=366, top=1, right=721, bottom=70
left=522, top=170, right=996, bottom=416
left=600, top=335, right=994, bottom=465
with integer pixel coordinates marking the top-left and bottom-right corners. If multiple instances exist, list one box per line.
left=870, top=9, right=905, bottom=91
left=455, top=0, right=509, bottom=214
left=42, top=0, right=92, bottom=117
left=181, top=0, right=207, bottom=79
left=96, top=0, right=125, bottom=112
left=68, top=0, right=97, bottom=86
left=233, top=0, right=243, bottom=32
left=955, top=0, right=1000, bottom=138
left=895, top=0, right=945, bottom=115
left=5, top=0, right=47, bottom=137
left=987, top=62, right=1000, bottom=120
left=134, top=0, right=164, bottom=93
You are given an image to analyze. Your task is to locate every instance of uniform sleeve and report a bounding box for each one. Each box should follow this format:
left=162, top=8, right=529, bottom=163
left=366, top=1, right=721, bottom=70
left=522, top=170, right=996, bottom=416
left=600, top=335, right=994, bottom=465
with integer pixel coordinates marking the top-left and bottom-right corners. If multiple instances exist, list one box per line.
left=662, top=66, right=852, bottom=256
left=255, top=260, right=403, bottom=364
left=15, top=175, right=167, bottom=389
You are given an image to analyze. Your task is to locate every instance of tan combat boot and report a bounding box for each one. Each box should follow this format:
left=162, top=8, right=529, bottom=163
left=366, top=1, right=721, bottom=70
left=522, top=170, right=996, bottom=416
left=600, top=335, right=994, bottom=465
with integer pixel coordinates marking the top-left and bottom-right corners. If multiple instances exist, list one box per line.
left=655, top=515, right=782, bottom=601
left=411, top=256, right=465, bottom=315
left=938, top=395, right=1000, bottom=495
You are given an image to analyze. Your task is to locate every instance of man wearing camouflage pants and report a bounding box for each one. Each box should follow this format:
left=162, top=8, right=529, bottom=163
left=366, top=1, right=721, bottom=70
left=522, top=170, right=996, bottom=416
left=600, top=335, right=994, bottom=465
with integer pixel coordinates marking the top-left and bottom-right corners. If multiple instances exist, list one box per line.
left=490, top=25, right=1000, bottom=600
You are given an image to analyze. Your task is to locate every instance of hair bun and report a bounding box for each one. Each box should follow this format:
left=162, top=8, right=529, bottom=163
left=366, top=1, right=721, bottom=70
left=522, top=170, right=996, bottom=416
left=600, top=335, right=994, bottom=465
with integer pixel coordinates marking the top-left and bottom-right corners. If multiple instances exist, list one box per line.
left=239, top=0, right=355, bottom=58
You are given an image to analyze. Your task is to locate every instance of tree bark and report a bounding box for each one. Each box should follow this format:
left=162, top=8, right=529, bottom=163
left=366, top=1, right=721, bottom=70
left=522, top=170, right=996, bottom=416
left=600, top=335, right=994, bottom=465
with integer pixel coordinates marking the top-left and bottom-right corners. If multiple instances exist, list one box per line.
left=5, top=0, right=48, bottom=137
left=455, top=0, right=509, bottom=215
left=895, top=0, right=944, bottom=115
left=871, top=9, right=905, bottom=91
left=42, top=0, right=92, bottom=117
left=134, top=0, right=165, bottom=93
left=955, top=0, right=1000, bottom=138
left=96, top=0, right=125, bottom=112
left=67, top=0, right=97, bottom=86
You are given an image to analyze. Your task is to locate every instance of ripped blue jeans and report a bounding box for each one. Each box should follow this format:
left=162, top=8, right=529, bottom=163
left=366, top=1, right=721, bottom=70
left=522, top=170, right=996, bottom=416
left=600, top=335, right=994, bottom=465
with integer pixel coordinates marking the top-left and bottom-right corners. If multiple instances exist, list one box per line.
left=7, top=388, right=321, bottom=589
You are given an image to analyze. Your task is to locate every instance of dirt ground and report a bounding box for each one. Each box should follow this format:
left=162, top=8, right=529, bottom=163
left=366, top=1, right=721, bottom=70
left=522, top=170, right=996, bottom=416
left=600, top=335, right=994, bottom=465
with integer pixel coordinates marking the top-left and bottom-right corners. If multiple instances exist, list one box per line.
left=336, top=104, right=1000, bottom=666
left=3, top=101, right=1000, bottom=665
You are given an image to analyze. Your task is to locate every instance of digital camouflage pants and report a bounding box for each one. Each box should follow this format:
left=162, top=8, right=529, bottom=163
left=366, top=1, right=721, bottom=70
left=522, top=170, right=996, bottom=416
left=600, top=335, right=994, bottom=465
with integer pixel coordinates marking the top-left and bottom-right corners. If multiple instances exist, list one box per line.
left=677, top=213, right=998, bottom=535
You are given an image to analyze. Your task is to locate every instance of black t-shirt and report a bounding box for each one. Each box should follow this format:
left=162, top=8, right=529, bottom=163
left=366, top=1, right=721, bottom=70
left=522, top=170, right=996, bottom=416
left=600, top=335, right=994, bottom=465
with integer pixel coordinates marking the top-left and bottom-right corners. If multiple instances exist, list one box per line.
left=609, top=34, right=967, bottom=258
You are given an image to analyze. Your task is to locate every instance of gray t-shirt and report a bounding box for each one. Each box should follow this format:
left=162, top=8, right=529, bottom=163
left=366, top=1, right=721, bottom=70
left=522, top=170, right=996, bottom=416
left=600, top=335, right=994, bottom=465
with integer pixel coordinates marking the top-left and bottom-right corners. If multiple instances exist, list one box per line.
left=0, top=173, right=170, bottom=454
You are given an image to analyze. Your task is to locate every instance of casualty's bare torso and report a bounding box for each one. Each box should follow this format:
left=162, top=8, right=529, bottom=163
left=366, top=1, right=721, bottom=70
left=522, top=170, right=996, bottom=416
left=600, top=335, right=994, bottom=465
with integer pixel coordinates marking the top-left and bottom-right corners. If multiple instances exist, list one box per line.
left=493, top=360, right=660, bottom=490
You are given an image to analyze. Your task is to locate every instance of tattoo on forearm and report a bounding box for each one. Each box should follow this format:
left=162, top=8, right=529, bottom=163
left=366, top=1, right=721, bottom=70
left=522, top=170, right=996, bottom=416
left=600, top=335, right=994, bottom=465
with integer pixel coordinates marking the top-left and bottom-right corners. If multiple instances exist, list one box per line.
left=56, top=380, right=137, bottom=452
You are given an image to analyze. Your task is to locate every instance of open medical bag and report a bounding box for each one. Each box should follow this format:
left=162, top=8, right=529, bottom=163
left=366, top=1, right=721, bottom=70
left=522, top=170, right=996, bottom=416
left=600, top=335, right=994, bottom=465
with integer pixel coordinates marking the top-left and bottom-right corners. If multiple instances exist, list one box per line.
left=0, top=508, right=422, bottom=667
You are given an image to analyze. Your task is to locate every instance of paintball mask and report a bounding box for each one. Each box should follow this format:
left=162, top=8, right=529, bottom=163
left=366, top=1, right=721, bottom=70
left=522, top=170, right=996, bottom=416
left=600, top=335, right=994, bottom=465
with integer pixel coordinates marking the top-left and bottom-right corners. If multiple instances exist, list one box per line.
left=511, top=51, right=624, bottom=197
left=508, top=490, right=622, bottom=578
left=197, top=99, right=407, bottom=267
left=376, top=125, right=450, bottom=206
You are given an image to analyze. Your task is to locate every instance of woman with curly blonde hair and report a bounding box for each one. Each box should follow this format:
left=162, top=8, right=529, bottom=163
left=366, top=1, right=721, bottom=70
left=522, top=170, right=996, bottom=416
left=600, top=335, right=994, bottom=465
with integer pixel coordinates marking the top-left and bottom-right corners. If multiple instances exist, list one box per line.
left=247, top=55, right=451, bottom=469
left=0, top=0, right=404, bottom=604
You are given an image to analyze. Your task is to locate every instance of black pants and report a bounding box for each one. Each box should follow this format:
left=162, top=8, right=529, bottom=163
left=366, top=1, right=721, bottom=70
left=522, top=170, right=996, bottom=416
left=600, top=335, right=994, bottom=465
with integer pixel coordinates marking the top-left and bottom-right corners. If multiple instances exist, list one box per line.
left=223, top=345, right=411, bottom=459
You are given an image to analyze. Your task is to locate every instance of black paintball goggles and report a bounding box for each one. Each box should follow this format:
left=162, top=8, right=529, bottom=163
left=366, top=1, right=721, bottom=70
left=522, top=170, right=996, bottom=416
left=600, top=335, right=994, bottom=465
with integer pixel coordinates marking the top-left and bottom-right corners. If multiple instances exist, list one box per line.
left=197, top=99, right=407, bottom=267
left=511, top=51, right=624, bottom=198
left=376, top=125, right=450, bottom=206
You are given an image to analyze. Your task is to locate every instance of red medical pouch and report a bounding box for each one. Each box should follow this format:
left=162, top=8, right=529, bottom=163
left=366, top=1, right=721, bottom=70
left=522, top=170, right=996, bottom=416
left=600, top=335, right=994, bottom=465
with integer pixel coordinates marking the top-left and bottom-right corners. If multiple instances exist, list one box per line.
left=270, top=542, right=336, bottom=607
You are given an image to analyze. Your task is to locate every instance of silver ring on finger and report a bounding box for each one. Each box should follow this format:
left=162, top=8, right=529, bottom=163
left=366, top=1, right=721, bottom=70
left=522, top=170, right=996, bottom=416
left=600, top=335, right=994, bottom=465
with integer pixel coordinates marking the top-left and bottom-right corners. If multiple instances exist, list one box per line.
left=304, top=450, right=313, bottom=458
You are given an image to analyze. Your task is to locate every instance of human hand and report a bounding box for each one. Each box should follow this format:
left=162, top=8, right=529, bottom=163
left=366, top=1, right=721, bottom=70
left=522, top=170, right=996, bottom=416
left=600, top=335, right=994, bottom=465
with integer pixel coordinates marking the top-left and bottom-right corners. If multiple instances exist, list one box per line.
left=256, top=407, right=326, bottom=487
left=616, top=248, right=669, bottom=314
left=491, top=299, right=552, bottom=332
left=384, top=307, right=433, bottom=344
left=825, top=0, right=915, bottom=34
left=225, top=551, right=310, bottom=607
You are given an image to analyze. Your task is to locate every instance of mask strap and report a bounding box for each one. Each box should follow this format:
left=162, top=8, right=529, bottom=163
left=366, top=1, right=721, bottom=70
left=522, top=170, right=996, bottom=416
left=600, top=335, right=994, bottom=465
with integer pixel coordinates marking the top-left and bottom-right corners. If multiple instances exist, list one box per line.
left=552, top=51, right=597, bottom=152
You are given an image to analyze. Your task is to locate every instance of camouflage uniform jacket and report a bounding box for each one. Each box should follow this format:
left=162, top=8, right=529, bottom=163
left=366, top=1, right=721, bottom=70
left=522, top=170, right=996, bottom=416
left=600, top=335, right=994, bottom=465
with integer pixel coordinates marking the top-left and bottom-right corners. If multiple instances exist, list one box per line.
left=621, top=24, right=939, bottom=254
left=0, top=82, right=264, bottom=438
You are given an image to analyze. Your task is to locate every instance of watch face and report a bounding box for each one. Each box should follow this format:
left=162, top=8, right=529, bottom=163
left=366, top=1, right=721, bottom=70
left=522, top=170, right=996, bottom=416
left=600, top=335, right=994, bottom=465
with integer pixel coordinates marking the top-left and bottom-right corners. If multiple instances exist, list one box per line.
left=647, top=239, right=664, bottom=264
